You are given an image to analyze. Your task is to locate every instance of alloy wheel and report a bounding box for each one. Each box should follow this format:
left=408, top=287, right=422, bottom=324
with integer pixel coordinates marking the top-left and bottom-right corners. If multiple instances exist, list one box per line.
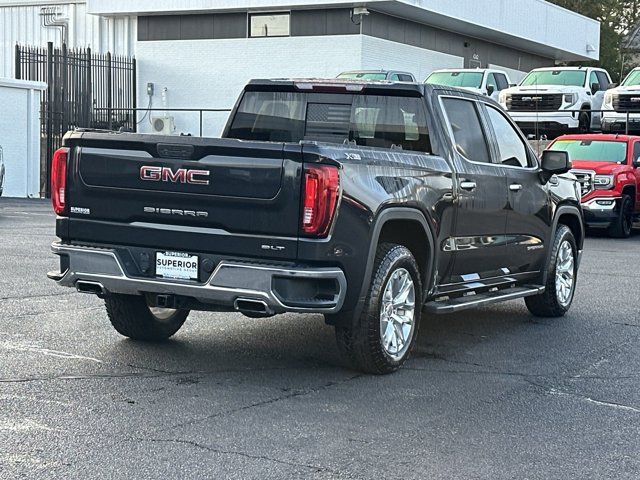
left=379, top=268, right=416, bottom=359
left=555, top=240, right=575, bottom=307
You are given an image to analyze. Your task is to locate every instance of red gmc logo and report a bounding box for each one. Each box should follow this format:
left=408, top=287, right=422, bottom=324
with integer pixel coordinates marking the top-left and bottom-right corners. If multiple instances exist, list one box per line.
left=140, top=166, right=210, bottom=186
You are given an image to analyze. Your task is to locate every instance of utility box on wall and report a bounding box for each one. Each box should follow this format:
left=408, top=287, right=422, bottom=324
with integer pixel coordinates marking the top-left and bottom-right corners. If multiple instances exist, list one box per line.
left=0, top=78, right=46, bottom=198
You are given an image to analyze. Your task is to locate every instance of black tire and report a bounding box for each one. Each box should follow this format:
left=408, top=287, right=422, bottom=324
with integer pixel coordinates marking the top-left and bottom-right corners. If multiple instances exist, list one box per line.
left=104, top=293, right=189, bottom=341
left=525, top=225, right=577, bottom=317
left=608, top=194, right=634, bottom=239
left=578, top=110, right=591, bottom=133
left=335, top=243, right=422, bottom=374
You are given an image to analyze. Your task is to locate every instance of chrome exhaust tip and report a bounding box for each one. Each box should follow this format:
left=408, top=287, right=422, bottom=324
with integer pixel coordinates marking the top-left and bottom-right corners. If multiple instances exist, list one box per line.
left=233, top=298, right=274, bottom=317
left=75, top=280, right=105, bottom=296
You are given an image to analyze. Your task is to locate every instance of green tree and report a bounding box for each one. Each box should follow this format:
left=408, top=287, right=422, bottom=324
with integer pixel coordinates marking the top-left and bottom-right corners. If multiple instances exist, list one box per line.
left=548, top=0, right=640, bottom=82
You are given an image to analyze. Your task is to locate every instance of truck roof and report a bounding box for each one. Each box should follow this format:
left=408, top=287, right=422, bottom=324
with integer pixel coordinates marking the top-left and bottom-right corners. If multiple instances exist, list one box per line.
left=338, top=69, right=412, bottom=75
left=531, top=66, right=606, bottom=72
left=554, top=133, right=640, bottom=143
left=429, top=68, right=502, bottom=73
left=245, top=78, right=425, bottom=95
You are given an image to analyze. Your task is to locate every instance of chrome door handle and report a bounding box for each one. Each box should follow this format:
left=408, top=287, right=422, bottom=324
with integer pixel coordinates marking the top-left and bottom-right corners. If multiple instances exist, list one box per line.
left=509, top=183, right=523, bottom=192
left=460, top=181, right=477, bottom=191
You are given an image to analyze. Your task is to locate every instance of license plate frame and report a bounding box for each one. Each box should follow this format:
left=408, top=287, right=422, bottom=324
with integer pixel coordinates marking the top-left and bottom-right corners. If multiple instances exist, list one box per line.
left=155, top=251, right=199, bottom=281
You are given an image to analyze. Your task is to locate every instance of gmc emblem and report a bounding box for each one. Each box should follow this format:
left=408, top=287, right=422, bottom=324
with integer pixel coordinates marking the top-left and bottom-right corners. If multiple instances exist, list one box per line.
left=140, top=166, right=210, bottom=185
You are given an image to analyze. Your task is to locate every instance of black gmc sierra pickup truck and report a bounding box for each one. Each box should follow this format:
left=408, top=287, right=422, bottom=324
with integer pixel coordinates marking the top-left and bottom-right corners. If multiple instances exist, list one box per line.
left=48, top=79, right=584, bottom=374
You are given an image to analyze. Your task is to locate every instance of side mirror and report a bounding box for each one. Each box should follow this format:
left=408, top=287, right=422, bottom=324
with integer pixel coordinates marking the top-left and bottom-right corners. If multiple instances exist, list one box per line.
left=486, top=85, right=495, bottom=96
left=541, top=150, right=572, bottom=182
left=591, top=82, right=600, bottom=94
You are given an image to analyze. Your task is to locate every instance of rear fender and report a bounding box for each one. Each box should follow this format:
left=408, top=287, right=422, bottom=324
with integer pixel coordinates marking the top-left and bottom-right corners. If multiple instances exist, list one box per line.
left=352, top=208, right=436, bottom=323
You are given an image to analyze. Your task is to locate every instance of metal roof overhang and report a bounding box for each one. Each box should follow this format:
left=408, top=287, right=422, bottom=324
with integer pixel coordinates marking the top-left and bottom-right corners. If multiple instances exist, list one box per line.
left=85, top=0, right=600, bottom=61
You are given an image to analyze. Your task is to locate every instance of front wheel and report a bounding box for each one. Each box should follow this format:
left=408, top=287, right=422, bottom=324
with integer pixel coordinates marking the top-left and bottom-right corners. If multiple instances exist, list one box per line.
left=608, top=194, right=634, bottom=238
left=578, top=110, right=591, bottom=133
left=525, top=225, right=577, bottom=317
left=335, top=243, right=422, bottom=374
left=105, top=294, right=189, bottom=341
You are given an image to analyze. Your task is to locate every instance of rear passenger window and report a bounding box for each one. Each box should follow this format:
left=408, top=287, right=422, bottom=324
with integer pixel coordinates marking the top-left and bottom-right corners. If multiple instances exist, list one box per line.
left=485, top=105, right=530, bottom=168
left=441, top=98, right=490, bottom=163
left=350, top=95, right=431, bottom=152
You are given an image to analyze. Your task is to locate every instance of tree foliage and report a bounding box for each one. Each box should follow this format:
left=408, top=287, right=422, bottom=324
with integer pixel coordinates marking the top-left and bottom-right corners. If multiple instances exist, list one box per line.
left=548, top=0, right=640, bottom=81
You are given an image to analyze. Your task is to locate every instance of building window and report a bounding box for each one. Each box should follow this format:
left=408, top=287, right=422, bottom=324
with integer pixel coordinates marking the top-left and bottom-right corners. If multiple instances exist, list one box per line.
left=250, top=13, right=290, bottom=37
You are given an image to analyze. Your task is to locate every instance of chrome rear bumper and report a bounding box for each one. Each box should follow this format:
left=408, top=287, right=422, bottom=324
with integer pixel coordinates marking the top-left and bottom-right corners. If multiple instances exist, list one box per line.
left=50, top=242, right=347, bottom=314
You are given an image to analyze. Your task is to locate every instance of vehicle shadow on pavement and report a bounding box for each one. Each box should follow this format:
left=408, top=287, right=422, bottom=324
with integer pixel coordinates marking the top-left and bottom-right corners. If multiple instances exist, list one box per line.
left=99, top=302, right=545, bottom=375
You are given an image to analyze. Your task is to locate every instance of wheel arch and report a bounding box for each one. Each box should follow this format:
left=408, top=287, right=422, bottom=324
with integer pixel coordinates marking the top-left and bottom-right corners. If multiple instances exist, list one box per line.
left=354, top=207, right=436, bottom=322
left=556, top=207, right=584, bottom=250
left=542, top=205, right=584, bottom=284
left=621, top=184, right=636, bottom=199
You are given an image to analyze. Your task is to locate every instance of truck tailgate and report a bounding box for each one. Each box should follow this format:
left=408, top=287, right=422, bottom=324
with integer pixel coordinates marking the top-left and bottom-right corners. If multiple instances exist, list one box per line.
left=64, top=134, right=302, bottom=260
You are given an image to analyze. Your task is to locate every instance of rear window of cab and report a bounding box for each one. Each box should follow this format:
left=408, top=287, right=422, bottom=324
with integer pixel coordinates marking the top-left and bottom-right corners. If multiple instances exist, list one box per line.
left=226, top=91, right=432, bottom=153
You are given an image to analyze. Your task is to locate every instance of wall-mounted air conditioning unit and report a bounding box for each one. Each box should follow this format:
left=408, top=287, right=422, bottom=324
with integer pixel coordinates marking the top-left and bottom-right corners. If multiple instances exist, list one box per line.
left=151, top=116, right=175, bottom=135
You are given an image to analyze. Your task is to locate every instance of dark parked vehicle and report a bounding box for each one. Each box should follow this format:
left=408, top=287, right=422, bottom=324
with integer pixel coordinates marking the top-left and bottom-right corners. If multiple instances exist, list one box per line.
left=48, top=79, right=584, bottom=374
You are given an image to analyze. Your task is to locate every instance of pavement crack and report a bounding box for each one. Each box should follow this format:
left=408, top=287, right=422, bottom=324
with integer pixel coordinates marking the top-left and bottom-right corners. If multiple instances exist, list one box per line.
left=125, top=363, right=177, bottom=375
left=0, top=343, right=104, bottom=363
left=129, top=437, right=355, bottom=477
left=405, top=366, right=639, bottom=382
left=547, top=388, right=640, bottom=414
left=0, top=367, right=354, bottom=384
left=0, top=291, right=75, bottom=301
left=160, top=374, right=363, bottom=432
left=8, top=306, right=102, bottom=319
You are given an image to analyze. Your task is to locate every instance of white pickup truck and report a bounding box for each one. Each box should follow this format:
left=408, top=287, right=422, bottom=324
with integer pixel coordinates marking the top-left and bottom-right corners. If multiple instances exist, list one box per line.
left=601, top=67, right=640, bottom=133
left=424, top=68, right=511, bottom=102
left=499, top=66, right=612, bottom=135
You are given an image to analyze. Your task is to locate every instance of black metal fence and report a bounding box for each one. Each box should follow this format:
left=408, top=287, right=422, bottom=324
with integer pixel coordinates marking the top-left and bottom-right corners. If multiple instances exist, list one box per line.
left=15, top=42, right=136, bottom=196
left=95, top=108, right=233, bottom=138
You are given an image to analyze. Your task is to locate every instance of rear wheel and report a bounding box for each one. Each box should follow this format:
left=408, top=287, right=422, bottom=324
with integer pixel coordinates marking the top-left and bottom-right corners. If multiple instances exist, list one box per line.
left=525, top=225, right=577, bottom=317
left=608, top=194, right=634, bottom=238
left=105, top=294, right=189, bottom=341
left=335, top=243, right=422, bottom=374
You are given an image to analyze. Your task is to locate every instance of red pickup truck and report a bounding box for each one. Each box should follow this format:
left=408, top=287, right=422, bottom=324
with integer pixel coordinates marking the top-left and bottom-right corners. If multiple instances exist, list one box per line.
left=549, top=134, right=640, bottom=237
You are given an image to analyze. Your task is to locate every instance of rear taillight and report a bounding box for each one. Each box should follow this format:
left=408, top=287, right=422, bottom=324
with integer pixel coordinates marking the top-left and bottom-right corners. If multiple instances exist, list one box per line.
left=301, top=164, right=340, bottom=237
left=51, top=147, right=69, bottom=215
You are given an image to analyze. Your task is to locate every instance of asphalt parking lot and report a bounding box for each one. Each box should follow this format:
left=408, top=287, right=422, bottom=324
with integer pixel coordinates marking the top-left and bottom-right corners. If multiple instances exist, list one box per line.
left=0, top=198, right=638, bottom=479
